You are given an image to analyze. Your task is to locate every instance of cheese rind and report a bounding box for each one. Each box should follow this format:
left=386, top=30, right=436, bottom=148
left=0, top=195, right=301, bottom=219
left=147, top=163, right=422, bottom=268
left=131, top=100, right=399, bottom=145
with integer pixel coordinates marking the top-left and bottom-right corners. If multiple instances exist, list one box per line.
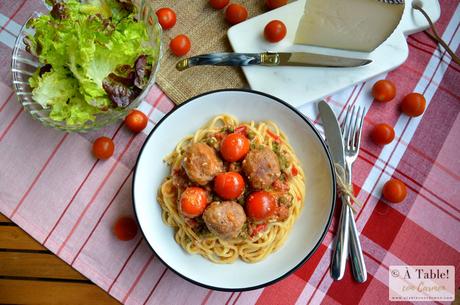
left=294, top=0, right=404, bottom=52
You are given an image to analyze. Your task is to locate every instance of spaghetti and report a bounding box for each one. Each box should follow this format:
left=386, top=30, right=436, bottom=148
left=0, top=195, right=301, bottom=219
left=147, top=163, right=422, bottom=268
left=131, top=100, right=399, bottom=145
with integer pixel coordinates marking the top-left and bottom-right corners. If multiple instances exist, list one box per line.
left=157, top=115, right=305, bottom=263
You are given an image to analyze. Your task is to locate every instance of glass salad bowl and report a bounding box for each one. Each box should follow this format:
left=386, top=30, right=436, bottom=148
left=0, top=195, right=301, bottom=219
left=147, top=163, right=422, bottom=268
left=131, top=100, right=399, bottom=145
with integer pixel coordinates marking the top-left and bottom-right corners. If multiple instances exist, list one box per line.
left=11, top=0, right=162, bottom=132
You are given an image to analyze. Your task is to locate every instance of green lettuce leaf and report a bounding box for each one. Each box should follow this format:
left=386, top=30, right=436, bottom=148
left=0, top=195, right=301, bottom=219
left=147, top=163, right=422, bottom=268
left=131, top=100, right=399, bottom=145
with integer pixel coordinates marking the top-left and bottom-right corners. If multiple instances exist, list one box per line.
left=30, top=69, right=78, bottom=108
left=26, top=0, right=155, bottom=126
left=30, top=69, right=100, bottom=125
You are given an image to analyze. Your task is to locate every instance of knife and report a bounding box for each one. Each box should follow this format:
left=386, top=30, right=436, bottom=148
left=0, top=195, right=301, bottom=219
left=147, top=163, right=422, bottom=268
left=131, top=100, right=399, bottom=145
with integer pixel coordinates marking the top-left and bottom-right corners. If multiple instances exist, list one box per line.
left=176, top=52, right=372, bottom=71
left=318, top=100, right=350, bottom=281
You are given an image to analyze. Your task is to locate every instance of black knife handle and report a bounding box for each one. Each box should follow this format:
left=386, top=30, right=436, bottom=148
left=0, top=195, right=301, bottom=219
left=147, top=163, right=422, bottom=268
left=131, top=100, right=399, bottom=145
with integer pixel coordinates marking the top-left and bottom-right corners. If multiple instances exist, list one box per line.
left=176, top=53, right=265, bottom=71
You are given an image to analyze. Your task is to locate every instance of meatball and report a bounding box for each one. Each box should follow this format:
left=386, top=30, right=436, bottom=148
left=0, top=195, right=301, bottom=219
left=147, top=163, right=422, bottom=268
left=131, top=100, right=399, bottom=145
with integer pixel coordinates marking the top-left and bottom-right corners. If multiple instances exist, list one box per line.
left=203, top=201, right=246, bottom=239
left=182, top=143, right=224, bottom=185
left=242, top=146, right=281, bottom=189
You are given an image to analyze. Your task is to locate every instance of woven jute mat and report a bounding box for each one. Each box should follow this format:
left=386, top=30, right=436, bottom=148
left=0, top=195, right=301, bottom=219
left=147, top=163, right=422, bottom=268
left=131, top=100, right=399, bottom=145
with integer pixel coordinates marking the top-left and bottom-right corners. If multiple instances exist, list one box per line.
left=153, top=1, right=266, bottom=105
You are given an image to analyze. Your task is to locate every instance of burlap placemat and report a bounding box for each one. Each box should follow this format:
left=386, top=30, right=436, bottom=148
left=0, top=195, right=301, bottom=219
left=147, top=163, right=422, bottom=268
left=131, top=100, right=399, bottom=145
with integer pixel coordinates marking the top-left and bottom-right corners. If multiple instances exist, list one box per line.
left=152, top=1, right=266, bottom=104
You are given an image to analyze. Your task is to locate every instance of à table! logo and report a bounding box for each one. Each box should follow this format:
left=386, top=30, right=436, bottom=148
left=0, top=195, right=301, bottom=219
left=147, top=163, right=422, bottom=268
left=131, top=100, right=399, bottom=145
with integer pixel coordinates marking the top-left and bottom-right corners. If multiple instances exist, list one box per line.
left=389, top=265, right=455, bottom=302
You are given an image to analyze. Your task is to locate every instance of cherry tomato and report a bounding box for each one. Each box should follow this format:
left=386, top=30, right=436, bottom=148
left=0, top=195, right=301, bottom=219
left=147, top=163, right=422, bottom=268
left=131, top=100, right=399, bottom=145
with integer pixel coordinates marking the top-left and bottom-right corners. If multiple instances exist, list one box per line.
left=170, top=34, right=191, bottom=57
left=220, top=133, right=250, bottom=162
left=124, top=110, right=148, bottom=133
left=264, top=20, right=287, bottom=43
left=179, top=187, right=208, bottom=218
left=209, top=0, right=229, bottom=9
left=371, top=123, right=395, bottom=145
left=225, top=4, right=248, bottom=25
left=113, top=216, right=138, bottom=241
left=156, top=8, right=176, bottom=30
left=382, top=178, right=407, bottom=203
left=246, top=191, right=277, bottom=222
left=92, top=137, right=114, bottom=160
left=372, top=80, right=396, bottom=102
left=401, top=93, right=426, bottom=117
left=214, top=172, right=245, bottom=200
left=266, top=0, right=288, bottom=10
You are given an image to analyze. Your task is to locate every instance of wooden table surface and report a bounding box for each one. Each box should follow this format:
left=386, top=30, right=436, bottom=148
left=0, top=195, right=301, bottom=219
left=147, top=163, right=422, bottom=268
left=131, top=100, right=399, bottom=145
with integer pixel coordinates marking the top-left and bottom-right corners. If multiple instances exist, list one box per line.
left=0, top=213, right=121, bottom=305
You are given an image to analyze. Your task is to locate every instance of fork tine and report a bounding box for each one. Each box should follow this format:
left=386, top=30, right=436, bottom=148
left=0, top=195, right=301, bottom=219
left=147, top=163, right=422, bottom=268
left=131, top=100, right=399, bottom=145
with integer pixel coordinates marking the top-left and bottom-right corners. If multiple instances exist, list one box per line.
left=346, top=106, right=354, bottom=149
left=350, top=106, right=359, bottom=149
left=342, top=106, right=350, bottom=148
left=355, top=106, right=365, bottom=150
left=342, top=106, right=350, bottom=133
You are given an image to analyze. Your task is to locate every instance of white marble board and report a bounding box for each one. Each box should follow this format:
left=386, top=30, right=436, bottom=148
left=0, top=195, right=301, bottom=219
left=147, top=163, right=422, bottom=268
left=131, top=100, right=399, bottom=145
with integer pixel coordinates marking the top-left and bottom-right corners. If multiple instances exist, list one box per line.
left=227, top=0, right=441, bottom=107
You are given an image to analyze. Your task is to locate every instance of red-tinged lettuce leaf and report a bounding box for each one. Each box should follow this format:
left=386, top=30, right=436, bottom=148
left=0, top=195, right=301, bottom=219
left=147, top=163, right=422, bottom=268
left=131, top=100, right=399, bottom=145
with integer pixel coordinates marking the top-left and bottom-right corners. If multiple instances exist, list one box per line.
left=116, top=0, right=135, bottom=12
left=39, top=64, right=52, bottom=77
left=102, top=73, right=140, bottom=107
left=50, top=2, right=69, bottom=20
left=134, top=55, right=151, bottom=89
left=115, top=64, right=133, bottom=76
left=108, top=71, right=135, bottom=87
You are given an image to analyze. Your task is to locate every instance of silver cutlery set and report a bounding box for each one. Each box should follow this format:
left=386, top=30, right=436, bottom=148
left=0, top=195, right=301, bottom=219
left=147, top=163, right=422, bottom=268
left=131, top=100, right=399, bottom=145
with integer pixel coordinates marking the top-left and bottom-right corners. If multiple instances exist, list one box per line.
left=318, top=100, right=367, bottom=283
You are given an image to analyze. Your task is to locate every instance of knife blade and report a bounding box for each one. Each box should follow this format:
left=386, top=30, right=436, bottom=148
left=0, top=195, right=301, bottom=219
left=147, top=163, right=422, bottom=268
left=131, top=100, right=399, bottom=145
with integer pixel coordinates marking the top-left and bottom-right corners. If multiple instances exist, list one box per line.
left=176, top=52, right=372, bottom=71
left=318, top=101, right=345, bottom=167
left=318, top=100, right=350, bottom=281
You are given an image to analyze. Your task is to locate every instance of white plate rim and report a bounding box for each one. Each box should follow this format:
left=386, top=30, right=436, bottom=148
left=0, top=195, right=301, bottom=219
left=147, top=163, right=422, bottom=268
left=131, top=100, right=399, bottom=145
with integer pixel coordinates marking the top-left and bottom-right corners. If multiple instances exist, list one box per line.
left=132, top=89, right=337, bottom=291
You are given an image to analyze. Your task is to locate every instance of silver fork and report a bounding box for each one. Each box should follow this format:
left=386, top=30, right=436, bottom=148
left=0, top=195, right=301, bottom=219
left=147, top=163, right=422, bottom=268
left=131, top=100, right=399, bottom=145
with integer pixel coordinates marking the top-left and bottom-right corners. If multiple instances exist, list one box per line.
left=341, top=105, right=367, bottom=283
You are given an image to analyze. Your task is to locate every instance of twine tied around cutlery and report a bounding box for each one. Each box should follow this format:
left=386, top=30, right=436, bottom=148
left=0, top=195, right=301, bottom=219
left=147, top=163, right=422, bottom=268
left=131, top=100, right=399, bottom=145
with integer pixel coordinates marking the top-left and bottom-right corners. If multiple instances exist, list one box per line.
left=334, top=163, right=362, bottom=214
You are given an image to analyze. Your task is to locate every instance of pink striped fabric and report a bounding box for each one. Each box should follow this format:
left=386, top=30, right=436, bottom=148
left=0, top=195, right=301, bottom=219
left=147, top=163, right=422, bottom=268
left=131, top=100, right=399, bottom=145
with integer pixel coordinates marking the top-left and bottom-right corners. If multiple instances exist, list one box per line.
left=0, top=1, right=459, bottom=304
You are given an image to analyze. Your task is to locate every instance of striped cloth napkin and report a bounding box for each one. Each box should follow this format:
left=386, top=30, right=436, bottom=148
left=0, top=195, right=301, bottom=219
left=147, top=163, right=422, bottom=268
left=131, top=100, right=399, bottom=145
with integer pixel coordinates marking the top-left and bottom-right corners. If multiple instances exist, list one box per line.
left=0, top=1, right=459, bottom=304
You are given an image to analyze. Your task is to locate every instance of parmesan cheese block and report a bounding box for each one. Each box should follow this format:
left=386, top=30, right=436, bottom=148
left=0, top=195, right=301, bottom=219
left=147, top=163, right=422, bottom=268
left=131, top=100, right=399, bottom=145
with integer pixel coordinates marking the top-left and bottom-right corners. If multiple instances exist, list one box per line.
left=294, top=0, right=405, bottom=52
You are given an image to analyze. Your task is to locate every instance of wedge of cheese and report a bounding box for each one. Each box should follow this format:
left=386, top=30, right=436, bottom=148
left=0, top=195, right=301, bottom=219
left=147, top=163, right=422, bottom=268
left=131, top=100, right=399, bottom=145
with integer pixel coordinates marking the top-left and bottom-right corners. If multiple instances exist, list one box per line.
left=294, top=0, right=405, bottom=52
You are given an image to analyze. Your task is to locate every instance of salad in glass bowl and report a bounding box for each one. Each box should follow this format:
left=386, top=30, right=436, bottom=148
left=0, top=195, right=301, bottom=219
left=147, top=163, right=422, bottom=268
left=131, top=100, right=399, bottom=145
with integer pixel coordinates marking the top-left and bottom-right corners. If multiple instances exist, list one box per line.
left=11, top=0, right=162, bottom=132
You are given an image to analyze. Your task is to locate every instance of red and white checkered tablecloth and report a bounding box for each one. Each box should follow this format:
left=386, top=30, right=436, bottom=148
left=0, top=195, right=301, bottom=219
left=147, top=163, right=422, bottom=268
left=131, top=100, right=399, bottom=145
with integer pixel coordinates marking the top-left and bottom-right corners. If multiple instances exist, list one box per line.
left=0, top=1, right=459, bottom=304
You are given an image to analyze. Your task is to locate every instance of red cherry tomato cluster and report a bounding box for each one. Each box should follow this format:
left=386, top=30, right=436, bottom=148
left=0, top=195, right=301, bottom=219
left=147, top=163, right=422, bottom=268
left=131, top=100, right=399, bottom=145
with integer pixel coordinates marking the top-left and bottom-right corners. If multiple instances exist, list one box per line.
left=209, top=0, right=289, bottom=31
left=370, top=80, right=427, bottom=147
left=212, top=133, right=249, bottom=200
left=369, top=79, right=426, bottom=204
left=162, top=1, right=292, bottom=56
left=155, top=7, right=192, bottom=57
left=371, top=79, right=426, bottom=117
left=92, top=110, right=148, bottom=161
